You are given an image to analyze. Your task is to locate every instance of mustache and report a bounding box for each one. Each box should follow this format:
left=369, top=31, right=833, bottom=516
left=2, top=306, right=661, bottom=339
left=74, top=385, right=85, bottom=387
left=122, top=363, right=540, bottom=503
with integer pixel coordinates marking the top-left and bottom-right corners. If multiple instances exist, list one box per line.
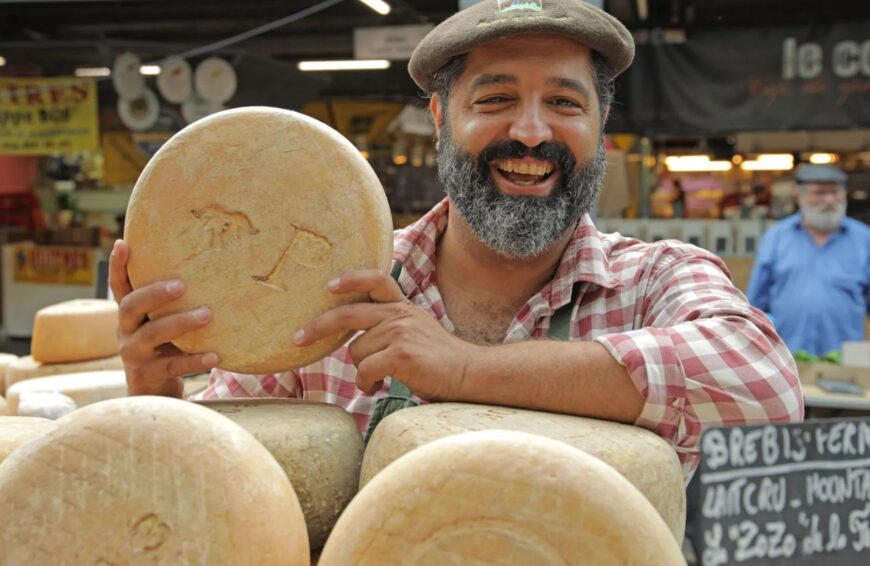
left=477, top=140, right=576, bottom=178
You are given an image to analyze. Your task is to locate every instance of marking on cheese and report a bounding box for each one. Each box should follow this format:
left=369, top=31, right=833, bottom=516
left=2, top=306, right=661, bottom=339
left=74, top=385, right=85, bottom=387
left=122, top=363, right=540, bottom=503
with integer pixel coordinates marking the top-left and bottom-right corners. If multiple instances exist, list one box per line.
left=131, top=513, right=170, bottom=552
left=253, top=226, right=333, bottom=291
left=190, top=205, right=259, bottom=248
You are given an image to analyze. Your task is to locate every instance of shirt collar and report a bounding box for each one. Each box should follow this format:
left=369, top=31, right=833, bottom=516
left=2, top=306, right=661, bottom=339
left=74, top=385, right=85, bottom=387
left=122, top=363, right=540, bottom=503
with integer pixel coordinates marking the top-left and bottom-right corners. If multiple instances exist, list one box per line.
left=393, top=198, right=622, bottom=307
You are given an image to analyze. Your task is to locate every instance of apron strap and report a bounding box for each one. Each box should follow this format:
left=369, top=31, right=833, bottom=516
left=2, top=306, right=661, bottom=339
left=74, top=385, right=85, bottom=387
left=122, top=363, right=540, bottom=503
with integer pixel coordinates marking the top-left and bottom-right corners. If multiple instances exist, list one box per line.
left=547, top=282, right=583, bottom=341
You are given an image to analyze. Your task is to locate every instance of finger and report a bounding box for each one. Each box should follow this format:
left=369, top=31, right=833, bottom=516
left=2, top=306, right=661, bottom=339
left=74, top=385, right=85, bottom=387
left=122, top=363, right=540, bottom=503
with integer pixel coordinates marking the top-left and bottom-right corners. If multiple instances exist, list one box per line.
left=128, top=353, right=219, bottom=396
left=294, top=302, right=408, bottom=346
left=347, top=326, right=392, bottom=368
left=356, top=349, right=398, bottom=395
left=132, top=307, right=212, bottom=352
left=145, top=352, right=220, bottom=382
left=109, top=239, right=133, bottom=302
left=328, top=269, right=405, bottom=303
left=118, top=279, right=186, bottom=335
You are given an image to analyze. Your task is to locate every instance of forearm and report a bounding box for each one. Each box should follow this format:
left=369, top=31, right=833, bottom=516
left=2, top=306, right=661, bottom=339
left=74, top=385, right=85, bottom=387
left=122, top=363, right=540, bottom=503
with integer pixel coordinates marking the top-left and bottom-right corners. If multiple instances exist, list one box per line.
left=448, top=340, right=644, bottom=424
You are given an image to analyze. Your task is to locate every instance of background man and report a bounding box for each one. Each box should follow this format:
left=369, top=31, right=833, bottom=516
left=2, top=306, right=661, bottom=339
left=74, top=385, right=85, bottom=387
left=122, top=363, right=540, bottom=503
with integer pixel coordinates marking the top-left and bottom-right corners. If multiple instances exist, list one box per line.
left=111, top=0, right=802, bottom=482
left=748, top=163, right=870, bottom=356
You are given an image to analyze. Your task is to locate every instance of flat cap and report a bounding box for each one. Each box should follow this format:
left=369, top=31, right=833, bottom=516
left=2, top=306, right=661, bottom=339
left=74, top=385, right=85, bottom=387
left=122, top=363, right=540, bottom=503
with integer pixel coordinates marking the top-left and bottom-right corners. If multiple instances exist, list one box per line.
left=409, top=0, right=635, bottom=93
left=795, top=164, right=848, bottom=184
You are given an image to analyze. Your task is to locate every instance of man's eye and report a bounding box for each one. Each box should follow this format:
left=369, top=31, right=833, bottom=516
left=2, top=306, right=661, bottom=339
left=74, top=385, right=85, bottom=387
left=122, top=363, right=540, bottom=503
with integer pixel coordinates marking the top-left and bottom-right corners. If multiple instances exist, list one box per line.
left=476, top=96, right=510, bottom=104
left=551, top=98, right=582, bottom=108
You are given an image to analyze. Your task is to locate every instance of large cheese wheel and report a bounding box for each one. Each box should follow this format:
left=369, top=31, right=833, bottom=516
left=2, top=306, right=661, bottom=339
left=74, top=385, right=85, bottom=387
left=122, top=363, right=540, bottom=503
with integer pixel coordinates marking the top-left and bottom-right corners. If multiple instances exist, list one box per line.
left=0, top=353, right=18, bottom=396
left=362, top=402, right=686, bottom=542
left=319, top=430, right=685, bottom=565
left=124, top=107, right=393, bottom=374
left=0, top=416, right=56, bottom=465
left=5, top=354, right=123, bottom=392
left=198, top=399, right=364, bottom=549
left=31, top=299, right=119, bottom=364
left=5, top=370, right=128, bottom=415
left=0, top=396, right=309, bottom=564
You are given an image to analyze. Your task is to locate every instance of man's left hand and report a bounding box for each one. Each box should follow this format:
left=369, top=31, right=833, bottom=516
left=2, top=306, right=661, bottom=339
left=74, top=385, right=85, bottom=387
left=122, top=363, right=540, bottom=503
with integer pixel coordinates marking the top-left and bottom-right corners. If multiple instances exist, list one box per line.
left=293, top=269, right=476, bottom=400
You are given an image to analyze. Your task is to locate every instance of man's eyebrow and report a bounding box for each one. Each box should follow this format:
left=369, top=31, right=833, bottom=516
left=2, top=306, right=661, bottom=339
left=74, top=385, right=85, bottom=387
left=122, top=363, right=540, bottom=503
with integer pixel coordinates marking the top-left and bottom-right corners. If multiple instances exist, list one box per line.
left=546, top=77, right=592, bottom=99
left=469, top=74, right=517, bottom=91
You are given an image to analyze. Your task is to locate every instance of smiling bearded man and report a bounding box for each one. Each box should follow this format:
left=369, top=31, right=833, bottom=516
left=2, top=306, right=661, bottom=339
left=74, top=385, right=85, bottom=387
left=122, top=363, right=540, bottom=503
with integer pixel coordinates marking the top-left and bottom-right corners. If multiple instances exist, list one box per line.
left=114, top=0, right=803, bottom=485
left=437, top=121, right=606, bottom=259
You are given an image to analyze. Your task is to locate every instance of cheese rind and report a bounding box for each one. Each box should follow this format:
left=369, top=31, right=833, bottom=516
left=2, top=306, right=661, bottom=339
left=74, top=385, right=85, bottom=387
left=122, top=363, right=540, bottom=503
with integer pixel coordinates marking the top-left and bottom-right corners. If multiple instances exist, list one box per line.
left=320, top=430, right=685, bottom=565
left=5, top=370, right=128, bottom=415
left=0, top=354, right=18, bottom=396
left=362, top=402, right=687, bottom=542
left=197, top=399, right=364, bottom=550
left=0, top=416, right=56, bottom=465
left=0, top=396, right=309, bottom=565
left=124, top=107, right=394, bottom=373
left=31, top=299, right=119, bottom=364
left=5, top=355, right=123, bottom=392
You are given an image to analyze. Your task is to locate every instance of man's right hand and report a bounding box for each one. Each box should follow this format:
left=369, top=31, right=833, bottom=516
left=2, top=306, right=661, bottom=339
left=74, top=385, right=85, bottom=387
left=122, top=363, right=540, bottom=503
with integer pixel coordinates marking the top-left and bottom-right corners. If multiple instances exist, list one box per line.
left=110, top=239, right=219, bottom=398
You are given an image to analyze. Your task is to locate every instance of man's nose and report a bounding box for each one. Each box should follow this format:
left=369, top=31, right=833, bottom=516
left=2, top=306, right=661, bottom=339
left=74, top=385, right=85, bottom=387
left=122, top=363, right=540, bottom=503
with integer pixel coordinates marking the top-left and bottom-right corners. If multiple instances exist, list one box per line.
left=509, top=103, right=552, bottom=149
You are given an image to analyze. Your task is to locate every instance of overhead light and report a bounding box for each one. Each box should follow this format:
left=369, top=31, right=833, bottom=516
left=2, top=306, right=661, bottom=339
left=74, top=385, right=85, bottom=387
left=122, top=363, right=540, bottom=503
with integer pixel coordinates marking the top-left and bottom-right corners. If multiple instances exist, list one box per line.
left=298, top=59, right=390, bottom=71
left=809, top=153, right=838, bottom=165
left=139, top=65, right=161, bottom=76
left=358, top=0, right=391, bottom=15
left=74, top=67, right=111, bottom=77
left=0, top=56, right=6, bottom=67
left=665, top=155, right=733, bottom=172
left=740, top=153, right=794, bottom=171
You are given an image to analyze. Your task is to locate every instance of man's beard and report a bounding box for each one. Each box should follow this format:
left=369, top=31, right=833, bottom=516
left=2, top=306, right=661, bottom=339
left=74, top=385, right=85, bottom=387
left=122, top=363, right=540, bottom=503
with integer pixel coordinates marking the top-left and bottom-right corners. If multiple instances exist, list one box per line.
left=801, top=200, right=847, bottom=232
left=437, top=124, right=606, bottom=259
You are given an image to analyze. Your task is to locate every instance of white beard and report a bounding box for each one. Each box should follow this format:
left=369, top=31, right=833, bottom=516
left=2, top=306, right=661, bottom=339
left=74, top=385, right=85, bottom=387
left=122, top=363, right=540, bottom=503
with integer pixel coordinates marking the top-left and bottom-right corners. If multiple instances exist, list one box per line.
left=801, top=200, right=847, bottom=232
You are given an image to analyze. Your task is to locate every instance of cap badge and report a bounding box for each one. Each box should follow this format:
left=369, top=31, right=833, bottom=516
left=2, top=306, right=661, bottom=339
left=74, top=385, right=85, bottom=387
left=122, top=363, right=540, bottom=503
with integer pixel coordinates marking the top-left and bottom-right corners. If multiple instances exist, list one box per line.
left=497, top=0, right=543, bottom=12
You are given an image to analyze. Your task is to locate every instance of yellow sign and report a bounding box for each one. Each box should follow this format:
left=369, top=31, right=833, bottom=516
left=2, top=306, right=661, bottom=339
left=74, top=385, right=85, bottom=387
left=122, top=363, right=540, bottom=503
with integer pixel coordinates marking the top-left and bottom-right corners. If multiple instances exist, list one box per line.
left=0, top=77, right=100, bottom=155
left=13, top=246, right=94, bottom=285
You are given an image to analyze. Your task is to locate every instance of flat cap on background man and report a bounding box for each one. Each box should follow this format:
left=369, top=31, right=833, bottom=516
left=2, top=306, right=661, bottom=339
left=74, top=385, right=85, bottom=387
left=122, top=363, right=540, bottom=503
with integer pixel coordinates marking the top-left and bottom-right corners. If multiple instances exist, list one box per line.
left=409, top=0, right=635, bottom=92
left=795, top=163, right=848, bottom=185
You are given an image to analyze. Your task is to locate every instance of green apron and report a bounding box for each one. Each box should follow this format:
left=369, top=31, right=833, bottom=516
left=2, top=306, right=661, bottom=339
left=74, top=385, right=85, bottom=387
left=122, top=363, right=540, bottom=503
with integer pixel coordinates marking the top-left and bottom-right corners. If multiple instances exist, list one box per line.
left=363, top=262, right=580, bottom=441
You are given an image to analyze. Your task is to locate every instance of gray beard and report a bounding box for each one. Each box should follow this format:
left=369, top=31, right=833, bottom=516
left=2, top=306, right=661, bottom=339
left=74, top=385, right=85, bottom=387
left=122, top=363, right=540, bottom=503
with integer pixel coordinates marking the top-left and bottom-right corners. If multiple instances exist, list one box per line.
left=802, top=200, right=847, bottom=232
left=436, top=128, right=607, bottom=260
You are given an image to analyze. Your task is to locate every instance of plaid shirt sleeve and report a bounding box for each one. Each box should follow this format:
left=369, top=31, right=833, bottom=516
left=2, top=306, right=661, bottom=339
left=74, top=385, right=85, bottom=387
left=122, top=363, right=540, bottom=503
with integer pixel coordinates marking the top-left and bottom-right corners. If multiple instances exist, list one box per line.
left=594, top=246, right=804, bottom=479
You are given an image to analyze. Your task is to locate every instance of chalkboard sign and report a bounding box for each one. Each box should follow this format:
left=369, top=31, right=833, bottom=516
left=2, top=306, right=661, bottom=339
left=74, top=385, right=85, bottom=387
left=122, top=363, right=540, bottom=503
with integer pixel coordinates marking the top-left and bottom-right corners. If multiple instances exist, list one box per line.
left=689, top=418, right=870, bottom=565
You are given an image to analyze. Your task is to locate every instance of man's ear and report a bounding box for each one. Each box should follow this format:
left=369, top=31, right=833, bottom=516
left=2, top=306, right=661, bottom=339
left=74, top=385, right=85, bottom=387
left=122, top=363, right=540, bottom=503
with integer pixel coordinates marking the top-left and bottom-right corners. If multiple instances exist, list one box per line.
left=429, top=94, right=444, bottom=142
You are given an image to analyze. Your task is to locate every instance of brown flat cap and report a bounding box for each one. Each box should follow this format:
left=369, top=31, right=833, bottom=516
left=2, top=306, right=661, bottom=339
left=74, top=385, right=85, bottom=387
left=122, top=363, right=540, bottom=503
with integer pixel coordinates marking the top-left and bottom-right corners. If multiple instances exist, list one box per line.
left=409, top=0, right=635, bottom=93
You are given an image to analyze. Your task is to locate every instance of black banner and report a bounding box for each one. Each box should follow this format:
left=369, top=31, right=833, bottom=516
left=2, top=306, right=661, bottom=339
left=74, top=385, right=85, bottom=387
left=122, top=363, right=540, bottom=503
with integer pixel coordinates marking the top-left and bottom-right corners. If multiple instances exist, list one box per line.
left=613, top=22, right=870, bottom=134
left=690, top=419, right=870, bottom=566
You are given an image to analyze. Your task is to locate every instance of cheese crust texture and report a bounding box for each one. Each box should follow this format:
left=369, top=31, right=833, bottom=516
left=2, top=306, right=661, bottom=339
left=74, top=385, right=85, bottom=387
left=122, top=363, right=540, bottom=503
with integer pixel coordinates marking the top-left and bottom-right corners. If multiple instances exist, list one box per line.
left=0, top=396, right=309, bottom=565
left=361, top=403, right=687, bottom=542
left=197, top=399, right=364, bottom=550
left=30, top=299, right=119, bottom=364
left=124, top=107, right=393, bottom=373
left=5, top=354, right=124, bottom=392
left=4, top=370, right=128, bottom=415
left=0, top=416, right=56, bottom=465
left=320, top=430, right=685, bottom=565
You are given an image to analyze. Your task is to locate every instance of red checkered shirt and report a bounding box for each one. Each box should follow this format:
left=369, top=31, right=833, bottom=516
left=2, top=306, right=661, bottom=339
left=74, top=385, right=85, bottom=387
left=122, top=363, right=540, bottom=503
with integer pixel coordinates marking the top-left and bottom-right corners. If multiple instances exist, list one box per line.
left=192, top=198, right=804, bottom=481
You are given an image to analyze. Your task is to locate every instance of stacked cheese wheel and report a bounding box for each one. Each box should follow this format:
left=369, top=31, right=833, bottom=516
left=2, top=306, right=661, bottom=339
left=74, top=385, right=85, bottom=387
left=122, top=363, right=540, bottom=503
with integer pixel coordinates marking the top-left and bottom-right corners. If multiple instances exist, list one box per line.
left=3, top=299, right=125, bottom=417
left=0, top=397, right=310, bottom=564
left=321, top=430, right=685, bottom=565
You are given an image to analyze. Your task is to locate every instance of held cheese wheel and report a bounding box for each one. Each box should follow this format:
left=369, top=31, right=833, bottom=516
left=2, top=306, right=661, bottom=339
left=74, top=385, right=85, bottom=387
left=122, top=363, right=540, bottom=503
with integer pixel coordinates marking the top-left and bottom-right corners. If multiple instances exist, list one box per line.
left=362, top=402, right=686, bottom=542
left=0, top=396, right=309, bottom=565
left=5, top=354, right=124, bottom=392
left=198, top=399, right=364, bottom=550
left=319, top=430, right=685, bottom=565
left=5, top=370, right=128, bottom=415
left=124, top=107, right=393, bottom=374
left=0, top=353, right=18, bottom=396
left=0, top=416, right=56, bottom=465
left=31, top=299, right=119, bottom=364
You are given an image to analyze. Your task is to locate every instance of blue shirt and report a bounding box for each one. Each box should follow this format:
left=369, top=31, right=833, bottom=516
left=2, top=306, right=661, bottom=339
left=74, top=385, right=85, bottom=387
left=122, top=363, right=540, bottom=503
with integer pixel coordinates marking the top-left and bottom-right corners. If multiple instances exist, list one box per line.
left=746, top=214, right=870, bottom=356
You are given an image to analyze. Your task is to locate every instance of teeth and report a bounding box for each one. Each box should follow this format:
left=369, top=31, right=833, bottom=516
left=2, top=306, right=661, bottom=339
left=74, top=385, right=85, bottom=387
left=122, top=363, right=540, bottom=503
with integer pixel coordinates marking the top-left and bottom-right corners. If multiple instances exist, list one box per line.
left=496, top=160, right=554, bottom=176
